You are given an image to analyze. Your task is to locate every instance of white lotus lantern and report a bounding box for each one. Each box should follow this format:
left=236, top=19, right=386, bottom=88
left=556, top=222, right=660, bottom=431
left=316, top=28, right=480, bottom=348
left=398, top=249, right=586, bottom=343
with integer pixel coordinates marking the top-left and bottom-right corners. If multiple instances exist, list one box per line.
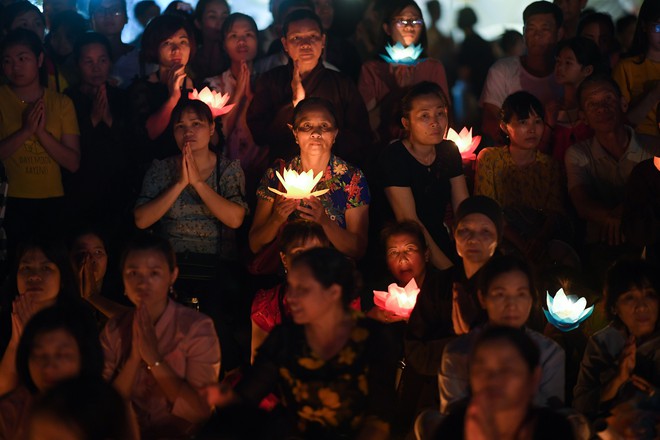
left=373, top=278, right=420, bottom=320
left=268, top=168, right=330, bottom=199
left=188, top=87, right=235, bottom=117
left=380, top=42, right=423, bottom=65
left=446, top=127, right=481, bottom=161
left=543, top=288, right=594, bottom=332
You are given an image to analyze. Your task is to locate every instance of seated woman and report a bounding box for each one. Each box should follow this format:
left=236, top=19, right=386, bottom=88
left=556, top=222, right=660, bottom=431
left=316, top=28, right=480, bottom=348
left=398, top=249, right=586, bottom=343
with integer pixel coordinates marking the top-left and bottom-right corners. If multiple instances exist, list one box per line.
left=128, top=14, right=196, bottom=162
left=439, top=255, right=565, bottom=413
left=551, top=37, right=599, bottom=165
left=359, top=0, right=449, bottom=145
left=0, top=237, right=79, bottom=397
left=247, top=9, right=370, bottom=165
left=100, top=233, right=221, bottom=439
left=573, top=259, right=660, bottom=422
left=207, top=248, right=397, bottom=440
left=475, top=91, right=568, bottom=264
left=0, top=304, right=104, bottom=439
left=405, top=195, right=504, bottom=384
left=250, top=219, right=331, bottom=363
left=64, top=32, right=133, bottom=228
left=434, top=326, right=574, bottom=439
left=378, top=81, right=468, bottom=270
left=249, top=97, right=370, bottom=261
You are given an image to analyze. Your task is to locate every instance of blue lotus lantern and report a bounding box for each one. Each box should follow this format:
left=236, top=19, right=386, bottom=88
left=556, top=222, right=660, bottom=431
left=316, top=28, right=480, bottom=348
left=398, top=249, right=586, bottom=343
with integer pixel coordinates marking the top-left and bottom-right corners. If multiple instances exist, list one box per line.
left=380, top=42, right=423, bottom=65
left=543, top=288, right=594, bottom=332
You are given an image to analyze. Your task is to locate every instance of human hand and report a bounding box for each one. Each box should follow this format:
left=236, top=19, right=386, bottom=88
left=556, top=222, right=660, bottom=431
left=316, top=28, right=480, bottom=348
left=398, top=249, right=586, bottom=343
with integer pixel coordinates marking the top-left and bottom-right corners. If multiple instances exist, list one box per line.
left=452, top=288, right=473, bottom=335
left=168, top=64, right=187, bottom=100
left=200, top=382, right=236, bottom=408
left=34, top=99, right=46, bottom=135
left=600, top=214, right=624, bottom=246
left=464, top=392, right=497, bottom=440
left=77, top=254, right=101, bottom=300
left=23, top=100, right=43, bottom=135
left=184, top=143, right=202, bottom=186
left=235, top=61, right=252, bottom=101
left=11, top=295, right=35, bottom=345
left=617, top=335, right=636, bottom=382
left=178, top=147, right=190, bottom=186
left=272, top=196, right=298, bottom=222
left=366, top=307, right=407, bottom=323
left=297, top=196, right=328, bottom=226
left=135, top=304, right=161, bottom=366
left=99, top=84, right=113, bottom=127
left=291, top=60, right=305, bottom=107
left=392, top=64, right=414, bottom=88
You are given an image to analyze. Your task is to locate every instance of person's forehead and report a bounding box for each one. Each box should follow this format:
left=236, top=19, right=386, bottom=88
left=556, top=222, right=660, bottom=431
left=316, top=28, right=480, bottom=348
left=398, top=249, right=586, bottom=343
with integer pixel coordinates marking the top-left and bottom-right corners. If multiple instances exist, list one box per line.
left=525, top=13, right=557, bottom=27
left=286, top=18, right=322, bottom=35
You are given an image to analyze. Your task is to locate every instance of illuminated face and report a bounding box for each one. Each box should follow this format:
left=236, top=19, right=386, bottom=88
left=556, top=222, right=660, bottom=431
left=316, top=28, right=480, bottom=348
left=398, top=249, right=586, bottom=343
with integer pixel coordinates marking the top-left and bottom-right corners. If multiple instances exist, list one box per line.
left=614, top=286, right=659, bottom=338
left=78, top=43, right=112, bottom=88
left=223, top=18, right=258, bottom=63
left=454, top=213, right=498, bottom=266
left=555, top=47, right=592, bottom=86
left=479, top=270, right=533, bottom=328
left=501, top=111, right=545, bottom=150
left=313, top=0, right=334, bottom=31
left=286, top=265, right=341, bottom=324
left=92, top=0, right=127, bottom=36
left=17, top=248, right=61, bottom=306
left=402, top=94, right=448, bottom=147
left=28, top=329, right=81, bottom=392
left=11, top=11, right=46, bottom=42
left=385, top=5, right=423, bottom=47
left=524, top=13, right=560, bottom=55
left=197, top=0, right=229, bottom=43
left=122, top=250, right=177, bottom=310
left=291, top=107, right=338, bottom=156
left=71, top=233, right=108, bottom=284
left=282, top=18, right=325, bottom=65
left=579, top=82, right=625, bottom=132
left=2, top=44, right=43, bottom=88
left=385, top=233, right=427, bottom=286
left=158, top=28, right=191, bottom=68
left=469, top=339, right=539, bottom=412
left=173, top=109, right=215, bottom=151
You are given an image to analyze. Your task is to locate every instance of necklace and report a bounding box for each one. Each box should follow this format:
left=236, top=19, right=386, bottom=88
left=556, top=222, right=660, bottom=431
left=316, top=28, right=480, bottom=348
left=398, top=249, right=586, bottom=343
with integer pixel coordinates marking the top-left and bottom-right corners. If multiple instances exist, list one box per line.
left=404, top=140, right=435, bottom=168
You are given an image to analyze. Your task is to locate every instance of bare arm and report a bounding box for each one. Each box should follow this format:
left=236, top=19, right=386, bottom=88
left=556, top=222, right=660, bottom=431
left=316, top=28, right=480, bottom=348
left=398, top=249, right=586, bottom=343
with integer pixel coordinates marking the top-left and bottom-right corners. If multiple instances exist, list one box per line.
left=36, top=131, right=80, bottom=172
left=0, top=127, right=32, bottom=160
left=250, top=321, right=269, bottom=365
left=192, top=180, right=246, bottom=229
left=450, top=175, right=469, bottom=214
left=134, top=178, right=187, bottom=229
left=248, top=197, right=298, bottom=253
left=315, top=203, right=369, bottom=259
left=384, top=186, right=453, bottom=269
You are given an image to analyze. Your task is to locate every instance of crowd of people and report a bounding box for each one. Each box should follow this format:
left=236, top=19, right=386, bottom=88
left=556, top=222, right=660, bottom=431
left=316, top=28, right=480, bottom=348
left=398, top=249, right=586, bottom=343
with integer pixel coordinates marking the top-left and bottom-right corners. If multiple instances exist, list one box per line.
left=0, top=0, right=659, bottom=438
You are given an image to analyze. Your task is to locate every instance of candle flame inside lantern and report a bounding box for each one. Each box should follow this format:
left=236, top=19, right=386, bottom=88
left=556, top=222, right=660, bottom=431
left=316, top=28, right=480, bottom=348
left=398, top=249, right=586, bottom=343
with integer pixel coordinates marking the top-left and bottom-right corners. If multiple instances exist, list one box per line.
left=373, top=278, right=420, bottom=320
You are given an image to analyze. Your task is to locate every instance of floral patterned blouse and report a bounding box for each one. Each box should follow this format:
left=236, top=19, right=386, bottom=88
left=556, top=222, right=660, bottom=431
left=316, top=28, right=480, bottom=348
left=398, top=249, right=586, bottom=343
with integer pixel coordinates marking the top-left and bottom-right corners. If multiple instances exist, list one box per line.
left=136, top=155, right=248, bottom=259
left=256, top=154, right=370, bottom=228
left=475, top=146, right=564, bottom=214
left=236, top=316, right=397, bottom=439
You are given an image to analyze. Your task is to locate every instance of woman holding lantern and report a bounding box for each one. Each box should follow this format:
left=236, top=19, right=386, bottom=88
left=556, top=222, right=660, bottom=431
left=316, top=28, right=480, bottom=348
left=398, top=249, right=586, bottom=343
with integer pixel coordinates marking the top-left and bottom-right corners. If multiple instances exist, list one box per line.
left=358, top=0, right=449, bottom=145
left=249, top=97, right=370, bottom=261
left=378, top=81, right=469, bottom=271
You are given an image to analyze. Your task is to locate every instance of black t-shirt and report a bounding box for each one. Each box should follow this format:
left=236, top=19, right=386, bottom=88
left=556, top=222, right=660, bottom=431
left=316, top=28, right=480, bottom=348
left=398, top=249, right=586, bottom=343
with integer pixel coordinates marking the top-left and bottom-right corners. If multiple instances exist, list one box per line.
left=379, top=139, right=464, bottom=256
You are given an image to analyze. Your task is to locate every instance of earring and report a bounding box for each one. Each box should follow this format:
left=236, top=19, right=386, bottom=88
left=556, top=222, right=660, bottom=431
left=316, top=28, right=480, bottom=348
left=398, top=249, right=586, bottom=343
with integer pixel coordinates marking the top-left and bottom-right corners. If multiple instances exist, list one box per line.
left=169, top=285, right=175, bottom=295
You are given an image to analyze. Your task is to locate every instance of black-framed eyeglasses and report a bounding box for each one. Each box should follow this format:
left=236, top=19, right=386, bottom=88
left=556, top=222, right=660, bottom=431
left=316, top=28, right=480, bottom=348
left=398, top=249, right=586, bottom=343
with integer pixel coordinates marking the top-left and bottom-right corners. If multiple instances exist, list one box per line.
left=393, top=19, right=423, bottom=28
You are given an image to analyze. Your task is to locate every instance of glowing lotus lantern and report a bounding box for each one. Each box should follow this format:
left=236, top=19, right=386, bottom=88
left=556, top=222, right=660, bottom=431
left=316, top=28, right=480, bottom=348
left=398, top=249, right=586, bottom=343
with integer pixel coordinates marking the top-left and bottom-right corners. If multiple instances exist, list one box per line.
left=268, top=168, right=330, bottom=199
left=373, top=278, right=420, bottom=320
left=446, top=127, right=481, bottom=161
left=379, top=42, right=423, bottom=65
left=543, top=288, right=594, bottom=332
left=188, top=87, right=235, bottom=118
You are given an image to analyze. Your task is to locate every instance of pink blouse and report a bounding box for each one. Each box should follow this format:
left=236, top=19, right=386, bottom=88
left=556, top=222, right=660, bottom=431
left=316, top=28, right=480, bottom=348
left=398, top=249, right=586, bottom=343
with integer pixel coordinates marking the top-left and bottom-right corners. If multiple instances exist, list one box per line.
left=101, top=300, right=220, bottom=439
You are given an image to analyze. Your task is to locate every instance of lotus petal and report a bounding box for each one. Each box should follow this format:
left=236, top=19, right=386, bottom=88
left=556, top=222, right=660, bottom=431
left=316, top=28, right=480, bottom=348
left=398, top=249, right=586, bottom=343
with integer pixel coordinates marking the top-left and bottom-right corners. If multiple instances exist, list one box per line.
left=372, top=278, right=420, bottom=319
left=544, top=288, right=594, bottom=332
left=267, top=168, right=328, bottom=199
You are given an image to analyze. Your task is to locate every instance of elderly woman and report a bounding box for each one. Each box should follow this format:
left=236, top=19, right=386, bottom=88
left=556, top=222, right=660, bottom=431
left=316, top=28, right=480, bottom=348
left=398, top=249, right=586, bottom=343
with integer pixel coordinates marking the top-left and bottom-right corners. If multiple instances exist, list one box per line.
left=573, top=259, right=660, bottom=422
left=378, top=81, right=468, bottom=271
left=207, top=248, right=397, bottom=440
left=247, top=9, right=370, bottom=165
left=249, top=97, right=370, bottom=260
left=439, top=255, right=565, bottom=413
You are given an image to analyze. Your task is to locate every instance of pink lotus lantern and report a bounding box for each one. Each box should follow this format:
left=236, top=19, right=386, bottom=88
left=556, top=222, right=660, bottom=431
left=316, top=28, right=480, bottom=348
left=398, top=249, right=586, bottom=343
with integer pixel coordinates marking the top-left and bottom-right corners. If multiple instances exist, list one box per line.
left=268, top=168, right=330, bottom=199
left=188, top=87, right=235, bottom=117
left=446, top=127, right=481, bottom=161
left=373, top=278, right=420, bottom=320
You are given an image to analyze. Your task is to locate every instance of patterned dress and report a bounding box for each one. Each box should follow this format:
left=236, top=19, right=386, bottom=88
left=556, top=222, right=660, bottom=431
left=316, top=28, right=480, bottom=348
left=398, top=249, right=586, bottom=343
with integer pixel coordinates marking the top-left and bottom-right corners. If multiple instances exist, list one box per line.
left=256, top=154, right=370, bottom=228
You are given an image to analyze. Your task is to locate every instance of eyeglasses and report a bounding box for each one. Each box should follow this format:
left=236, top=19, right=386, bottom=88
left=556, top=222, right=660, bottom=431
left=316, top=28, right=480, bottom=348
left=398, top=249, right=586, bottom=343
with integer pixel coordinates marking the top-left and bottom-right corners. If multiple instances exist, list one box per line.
left=652, top=22, right=660, bottom=33
left=94, top=7, right=123, bottom=17
left=393, top=18, right=423, bottom=28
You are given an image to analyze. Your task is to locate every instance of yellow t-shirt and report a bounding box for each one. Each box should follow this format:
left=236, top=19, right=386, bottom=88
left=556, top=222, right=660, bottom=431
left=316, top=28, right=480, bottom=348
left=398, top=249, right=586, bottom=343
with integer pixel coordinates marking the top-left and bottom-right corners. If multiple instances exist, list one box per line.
left=0, top=85, right=79, bottom=198
left=612, top=56, right=660, bottom=137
